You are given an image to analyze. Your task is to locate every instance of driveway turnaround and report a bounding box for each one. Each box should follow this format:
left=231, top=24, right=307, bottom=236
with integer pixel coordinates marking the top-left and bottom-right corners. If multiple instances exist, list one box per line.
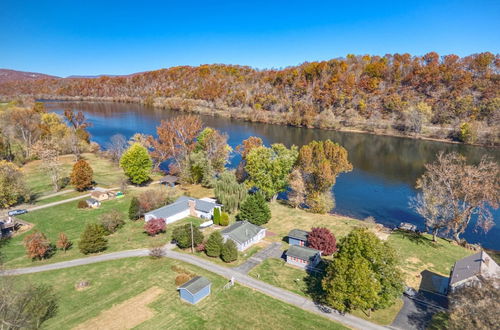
left=2, top=247, right=386, bottom=330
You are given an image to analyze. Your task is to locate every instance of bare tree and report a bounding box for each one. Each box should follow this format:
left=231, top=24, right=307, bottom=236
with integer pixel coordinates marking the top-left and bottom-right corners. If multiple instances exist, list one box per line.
left=105, top=134, right=127, bottom=163
left=33, top=143, right=62, bottom=192
left=414, top=152, right=499, bottom=242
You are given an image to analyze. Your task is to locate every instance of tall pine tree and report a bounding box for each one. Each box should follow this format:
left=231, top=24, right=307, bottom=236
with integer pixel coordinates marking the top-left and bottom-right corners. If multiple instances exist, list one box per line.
left=236, top=192, right=271, bottom=225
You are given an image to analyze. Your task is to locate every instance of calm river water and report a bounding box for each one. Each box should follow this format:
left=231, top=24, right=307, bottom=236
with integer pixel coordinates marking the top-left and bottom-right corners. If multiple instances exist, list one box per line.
left=44, top=101, right=500, bottom=250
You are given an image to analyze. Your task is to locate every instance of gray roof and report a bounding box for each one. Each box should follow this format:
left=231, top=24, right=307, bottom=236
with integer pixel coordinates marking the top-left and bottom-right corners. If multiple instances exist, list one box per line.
left=288, top=229, right=308, bottom=241
left=287, top=245, right=320, bottom=261
left=221, top=221, right=264, bottom=244
left=449, top=251, right=490, bottom=286
left=86, top=198, right=99, bottom=204
left=178, top=276, right=211, bottom=295
left=145, top=196, right=219, bottom=219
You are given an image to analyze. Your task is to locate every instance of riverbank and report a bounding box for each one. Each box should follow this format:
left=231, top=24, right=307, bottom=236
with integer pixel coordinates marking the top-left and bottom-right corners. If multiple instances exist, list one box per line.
left=32, top=95, right=499, bottom=148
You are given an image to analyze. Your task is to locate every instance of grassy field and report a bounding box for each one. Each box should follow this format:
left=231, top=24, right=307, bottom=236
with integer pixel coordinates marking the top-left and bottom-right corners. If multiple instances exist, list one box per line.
left=15, top=257, right=347, bottom=330
left=23, top=153, right=126, bottom=198
left=1, top=195, right=206, bottom=268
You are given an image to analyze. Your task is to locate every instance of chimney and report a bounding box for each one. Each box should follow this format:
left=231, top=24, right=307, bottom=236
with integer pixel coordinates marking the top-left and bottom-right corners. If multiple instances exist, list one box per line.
left=188, top=200, right=197, bottom=217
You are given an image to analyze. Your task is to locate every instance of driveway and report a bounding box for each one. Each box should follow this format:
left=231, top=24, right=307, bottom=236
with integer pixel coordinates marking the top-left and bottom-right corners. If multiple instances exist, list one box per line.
left=391, top=292, right=447, bottom=330
left=2, top=247, right=385, bottom=330
left=233, top=242, right=282, bottom=274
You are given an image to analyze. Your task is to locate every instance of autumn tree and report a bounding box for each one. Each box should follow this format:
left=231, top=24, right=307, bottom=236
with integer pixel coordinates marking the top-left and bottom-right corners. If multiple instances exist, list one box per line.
left=245, top=143, right=298, bottom=201
left=56, top=232, right=72, bottom=252
left=414, top=152, right=499, bottom=242
left=447, top=278, right=500, bottom=330
left=214, top=171, right=247, bottom=213
left=144, top=218, right=166, bottom=236
left=235, top=136, right=263, bottom=182
left=180, top=150, right=215, bottom=187
left=137, top=187, right=177, bottom=214
left=70, top=159, right=93, bottom=191
left=120, top=143, right=152, bottom=184
left=306, top=192, right=335, bottom=214
left=236, top=192, right=271, bottom=225
left=34, top=142, right=62, bottom=192
left=0, top=160, right=29, bottom=208
left=322, top=228, right=403, bottom=313
left=195, top=127, right=230, bottom=173
left=23, top=231, right=52, bottom=260
left=287, top=168, right=306, bottom=208
left=78, top=223, right=108, bottom=254
left=308, top=227, right=337, bottom=256
left=148, top=115, right=202, bottom=171
left=64, top=109, right=92, bottom=159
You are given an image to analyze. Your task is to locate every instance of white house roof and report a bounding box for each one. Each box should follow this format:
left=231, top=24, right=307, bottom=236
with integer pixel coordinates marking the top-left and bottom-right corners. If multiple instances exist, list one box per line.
left=145, top=196, right=220, bottom=219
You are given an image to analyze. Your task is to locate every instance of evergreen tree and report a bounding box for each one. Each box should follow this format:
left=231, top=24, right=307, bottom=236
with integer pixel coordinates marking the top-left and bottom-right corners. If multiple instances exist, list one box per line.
left=214, top=171, right=247, bottom=213
left=129, top=196, right=140, bottom=220
left=221, top=240, right=238, bottom=263
left=236, top=192, right=271, bottom=225
left=78, top=223, right=108, bottom=254
left=220, top=212, right=230, bottom=226
left=213, top=207, right=221, bottom=225
left=205, top=231, right=223, bottom=257
left=70, top=159, right=93, bottom=191
left=172, top=224, right=204, bottom=249
left=120, top=143, right=152, bottom=185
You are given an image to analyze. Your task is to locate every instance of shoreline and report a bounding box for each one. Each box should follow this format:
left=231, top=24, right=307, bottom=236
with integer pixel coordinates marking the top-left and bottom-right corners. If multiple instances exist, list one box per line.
left=32, top=95, right=499, bottom=149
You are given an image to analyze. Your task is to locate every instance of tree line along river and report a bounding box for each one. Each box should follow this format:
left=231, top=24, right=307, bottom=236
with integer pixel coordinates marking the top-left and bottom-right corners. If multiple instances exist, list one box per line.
left=43, top=100, right=500, bottom=250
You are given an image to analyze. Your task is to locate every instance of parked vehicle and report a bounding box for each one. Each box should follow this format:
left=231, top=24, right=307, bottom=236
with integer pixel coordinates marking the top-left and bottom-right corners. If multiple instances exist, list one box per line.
left=8, top=209, right=28, bottom=216
left=403, top=286, right=418, bottom=297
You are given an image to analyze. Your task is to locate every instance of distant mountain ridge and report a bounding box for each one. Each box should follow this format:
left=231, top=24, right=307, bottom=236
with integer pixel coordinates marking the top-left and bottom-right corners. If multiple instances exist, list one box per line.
left=0, top=69, right=59, bottom=83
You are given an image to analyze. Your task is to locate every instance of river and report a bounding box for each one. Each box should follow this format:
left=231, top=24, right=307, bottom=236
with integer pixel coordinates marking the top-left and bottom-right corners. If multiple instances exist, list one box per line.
left=43, top=100, right=500, bottom=250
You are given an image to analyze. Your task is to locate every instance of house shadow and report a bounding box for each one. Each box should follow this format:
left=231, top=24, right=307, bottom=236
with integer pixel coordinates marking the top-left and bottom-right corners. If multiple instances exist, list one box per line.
left=418, top=270, right=449, bottom=308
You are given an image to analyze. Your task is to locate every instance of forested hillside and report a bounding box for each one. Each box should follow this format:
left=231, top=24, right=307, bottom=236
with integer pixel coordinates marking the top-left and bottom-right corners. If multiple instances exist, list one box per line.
left=1, top=52, right=498, bottom=145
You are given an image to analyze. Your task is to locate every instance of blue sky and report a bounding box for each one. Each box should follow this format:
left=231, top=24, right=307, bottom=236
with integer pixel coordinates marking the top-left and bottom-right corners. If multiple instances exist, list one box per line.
left=0, top=0, right=498, bottom=77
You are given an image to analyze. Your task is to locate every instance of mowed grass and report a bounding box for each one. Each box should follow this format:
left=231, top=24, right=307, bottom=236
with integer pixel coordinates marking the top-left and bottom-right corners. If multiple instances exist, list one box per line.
left=23, top=153, right=126, bottom=198
left=16, top=257, right=348, bottom=330
left=1, top=195, right=205, bottom=269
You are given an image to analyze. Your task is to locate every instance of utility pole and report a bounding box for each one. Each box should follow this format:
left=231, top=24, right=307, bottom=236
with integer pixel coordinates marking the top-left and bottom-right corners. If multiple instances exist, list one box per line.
left=190, top=221, right=194, bottom=253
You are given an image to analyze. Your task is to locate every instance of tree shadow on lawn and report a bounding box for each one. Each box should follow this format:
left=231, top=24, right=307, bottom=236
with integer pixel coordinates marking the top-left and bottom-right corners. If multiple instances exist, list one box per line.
left=394, top=230, right=437, bottom=248
left=303, top=260, right=329, bottom=304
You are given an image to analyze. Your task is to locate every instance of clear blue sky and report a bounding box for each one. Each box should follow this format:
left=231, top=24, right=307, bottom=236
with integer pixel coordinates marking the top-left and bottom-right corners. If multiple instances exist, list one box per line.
left=1, top=0, right=498, bottom=77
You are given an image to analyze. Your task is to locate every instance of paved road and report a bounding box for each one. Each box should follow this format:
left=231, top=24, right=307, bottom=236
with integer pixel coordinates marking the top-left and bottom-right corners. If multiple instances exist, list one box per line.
left=233, top=242, right=282, bottom=274
left=1, top=247, right=386, bottom=330
left=391, top=296, right=443, bottom=330
left=37, top=189, right=77, bottom=201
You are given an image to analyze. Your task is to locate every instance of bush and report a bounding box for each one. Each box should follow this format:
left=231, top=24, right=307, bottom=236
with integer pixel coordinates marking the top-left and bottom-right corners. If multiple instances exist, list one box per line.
left=221, top=240, right=238, bottom=263
left=220, top=212, right=230, bottom=226
left=195, top=243, right=206, bottom=252
left=172, top=224, right=204, bottom=249
left=56, top=232, right=72, bottom=252
left=236, top=192, right=271, bottom=225
left=144, top=218, right=166, bottom=236
left=308, top=227, right=337, bottom=256
left=175, top=273, right=192, bottom=286
left=77, top=200, right=88, bottom=209
left=213, top=207, right=221, bottom=225
left=149, top=246, right=165, bottom=259
left=78, top=224, right=108, bottom=254
left=100, top=210, right=125, bottom=234
left=128, top=196, right=140, bottom=220
left=23, top=231, right=52, bottom=260
left=205, top=231, right=223, bottom=257
left=306, top=192, right=334, bottom=214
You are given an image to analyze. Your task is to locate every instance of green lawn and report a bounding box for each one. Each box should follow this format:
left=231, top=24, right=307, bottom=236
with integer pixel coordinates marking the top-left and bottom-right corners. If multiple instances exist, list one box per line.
left=23, top=153, right=126, bottom=198
left=15, top=257, right=347, bottom=330
left=1, top=196, right=206, bottom=269
left=175, top=243, right=263, bottom=268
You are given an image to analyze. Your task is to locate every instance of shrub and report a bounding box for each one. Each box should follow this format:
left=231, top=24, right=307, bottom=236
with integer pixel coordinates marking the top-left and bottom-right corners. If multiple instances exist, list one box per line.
left=77, top=200, right=88, bottom=209
left=236, top=192, right=271, bottom=225
left=195, top=243, right=206, bottom=252
left=221, top=240, right=238, bottom=263
left=144, top=218, right=166, bottom=236
left=308, top=227, right=337, bottom=256
left=213, top=207, right=221, bottom=225
left=205, top=231, right=223, bottom=257
left=78, top=224, right=108, bottom=254
left=128, top=196, right=140, bottom=220
left=175, top=273, right=192, bottom=286
left=149, top=246, right=165, bottom=259
left=100, top=210, right=125, bottom=234
left=220, top=212, right=230, bottom=226
left=23, top=231, right=52, bottom=260
left=70, top=159, right=93, bottom=191
left=56, top=232, right=72, bottom=252
left=172, top=224, right=204, bottom=249
left=306, top=192, right=334, bottom=214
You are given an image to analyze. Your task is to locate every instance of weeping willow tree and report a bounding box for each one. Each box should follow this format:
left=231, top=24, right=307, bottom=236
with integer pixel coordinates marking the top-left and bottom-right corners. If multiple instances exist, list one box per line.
left=214, top=171, right=247, bottom=213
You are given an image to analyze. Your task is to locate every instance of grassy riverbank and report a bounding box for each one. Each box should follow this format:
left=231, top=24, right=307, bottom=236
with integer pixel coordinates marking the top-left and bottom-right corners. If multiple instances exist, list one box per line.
left=15, top=257, right=347, bottom=329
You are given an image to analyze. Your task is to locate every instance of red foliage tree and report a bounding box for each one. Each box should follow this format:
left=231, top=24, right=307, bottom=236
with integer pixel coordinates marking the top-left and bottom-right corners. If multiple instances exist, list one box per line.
left=23, top=231, right=52, bottom=259
left=308, top=227, right=337, bottom=256
left=144, top=218, right=166, bottom=236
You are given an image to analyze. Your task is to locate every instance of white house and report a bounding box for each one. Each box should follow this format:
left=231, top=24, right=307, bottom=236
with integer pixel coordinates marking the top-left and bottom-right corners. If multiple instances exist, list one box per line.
left=220, top=221, right=266, bottom=251
left=448, top=251, right=500, bottom=292
left=144, top=196, right=221, bottom=224
left=286, top=245, right=322, bottom=270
